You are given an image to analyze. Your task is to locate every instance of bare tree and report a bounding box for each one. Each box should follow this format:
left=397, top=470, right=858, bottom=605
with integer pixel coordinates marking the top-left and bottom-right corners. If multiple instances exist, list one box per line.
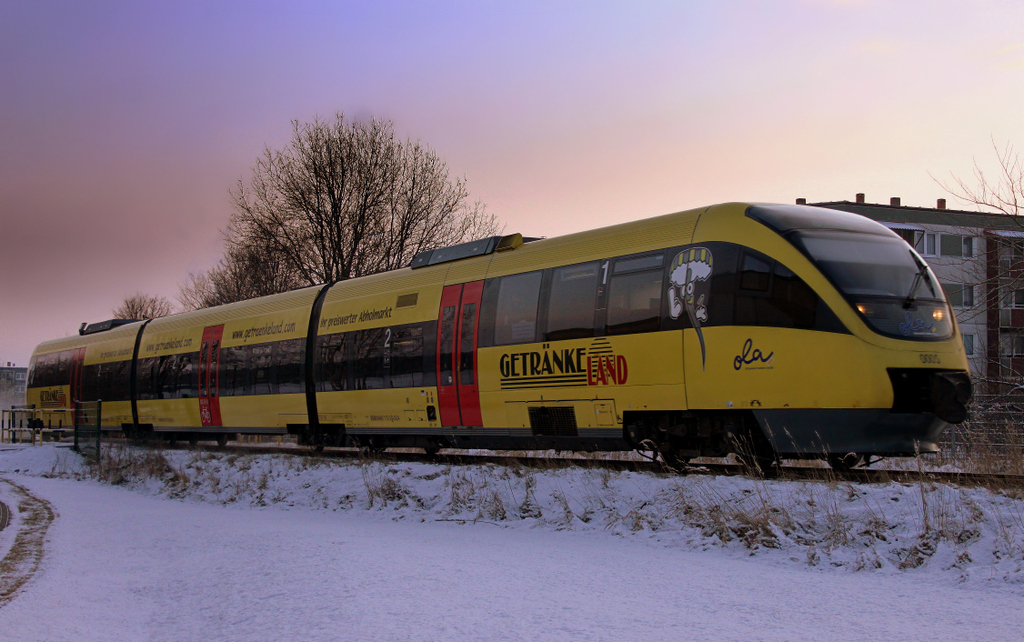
left=936, top=140, right=1024, bottom=394
left=113, top=292, right=174, bottom=319
left=180, top=114, right=499, bottom=310
left=937, top=139, right=1023, bottom=216
left=228, top=114, right=500, bottom=286
left=179, top=243, right=304, bottom=310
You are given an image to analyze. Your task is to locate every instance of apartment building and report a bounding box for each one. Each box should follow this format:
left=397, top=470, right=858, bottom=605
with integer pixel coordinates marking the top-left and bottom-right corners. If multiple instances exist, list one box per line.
left=0, top=362, right=28, bottom=405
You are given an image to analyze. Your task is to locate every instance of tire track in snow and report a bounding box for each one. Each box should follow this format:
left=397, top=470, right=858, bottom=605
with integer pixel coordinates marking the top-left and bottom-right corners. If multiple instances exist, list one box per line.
left=0, top=478, right=55, bottom=608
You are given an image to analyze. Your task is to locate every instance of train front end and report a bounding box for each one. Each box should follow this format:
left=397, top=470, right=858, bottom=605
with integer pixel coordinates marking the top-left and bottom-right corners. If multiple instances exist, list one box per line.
left=691, top=203, right=972, bottom=461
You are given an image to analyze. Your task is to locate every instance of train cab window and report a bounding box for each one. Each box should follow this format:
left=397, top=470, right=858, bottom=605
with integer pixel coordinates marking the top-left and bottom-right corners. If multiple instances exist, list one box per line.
left=740, top=254, right=771, bottom=292
left=30, top=350, right=73, bottom=388
left=56, top=351, right=71, bottom=386
left=493, top=271, right=543, bottom=346
left=768, top=263, right=820, bottom=329
left=606, top=255, right=664, bottom=336
left=545, top=262, right=599, bottom=341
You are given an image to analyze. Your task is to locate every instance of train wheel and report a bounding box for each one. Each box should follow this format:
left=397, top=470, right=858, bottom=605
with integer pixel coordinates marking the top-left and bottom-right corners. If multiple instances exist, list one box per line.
left=827, top=453, right=863, bottom=472
left=658, top=447, right=690, bottom=470
left=216, top=434, right=228, bottom=447
left=732, top=437, right=779, bottom=478
left=187, top=436, right=198, bottom=447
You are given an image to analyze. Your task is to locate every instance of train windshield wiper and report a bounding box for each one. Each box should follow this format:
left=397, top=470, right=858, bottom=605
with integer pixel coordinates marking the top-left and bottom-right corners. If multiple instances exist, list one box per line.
left=903, top=251, right=931, bottom=309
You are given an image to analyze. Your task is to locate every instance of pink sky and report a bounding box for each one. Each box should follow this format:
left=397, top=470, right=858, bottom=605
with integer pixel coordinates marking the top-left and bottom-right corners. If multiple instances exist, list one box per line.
left=2, top=0, right=1023, bottom=366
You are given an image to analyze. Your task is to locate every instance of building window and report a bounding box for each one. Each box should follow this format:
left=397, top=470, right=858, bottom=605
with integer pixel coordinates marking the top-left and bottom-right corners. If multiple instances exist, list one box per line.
left=892, top=228, right=922, bottom=250
left=940, top=234, right=963, bottom=257
left=1002, top=289, right=1024, bottom=308
left=923, top=233, right=937, bottom=257
left=1002, top=334, right=1024, bottom=355
left=963, top=237, right=974, bottom=257
left=963, top=285, right=974, bottom=308
left=942, top=283, right=975, bottom=308
left=963, top=333, right=974, bottom=356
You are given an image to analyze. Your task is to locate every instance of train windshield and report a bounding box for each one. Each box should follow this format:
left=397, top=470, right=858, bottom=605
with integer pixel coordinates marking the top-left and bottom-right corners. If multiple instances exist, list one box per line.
left=791, top=230, right=952, bottom=340
left=746, top=205, right=954, bottom=341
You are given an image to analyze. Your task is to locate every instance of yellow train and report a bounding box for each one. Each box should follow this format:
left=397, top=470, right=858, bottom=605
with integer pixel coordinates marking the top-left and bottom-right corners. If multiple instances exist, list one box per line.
left=26, top=203, right=972, bottom=469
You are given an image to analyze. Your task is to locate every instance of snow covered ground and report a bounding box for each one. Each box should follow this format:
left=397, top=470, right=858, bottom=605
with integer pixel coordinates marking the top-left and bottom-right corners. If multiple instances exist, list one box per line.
left=1, top=444, right=1023, bottom=641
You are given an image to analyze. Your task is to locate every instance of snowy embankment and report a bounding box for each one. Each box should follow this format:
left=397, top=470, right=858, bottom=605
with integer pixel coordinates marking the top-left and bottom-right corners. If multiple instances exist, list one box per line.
left=5, top=443, right=1023, bottom=589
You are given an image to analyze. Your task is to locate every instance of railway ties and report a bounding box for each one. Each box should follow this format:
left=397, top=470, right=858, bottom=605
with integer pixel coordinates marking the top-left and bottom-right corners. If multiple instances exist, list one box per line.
left=144, top=440, right=1024, bottom=488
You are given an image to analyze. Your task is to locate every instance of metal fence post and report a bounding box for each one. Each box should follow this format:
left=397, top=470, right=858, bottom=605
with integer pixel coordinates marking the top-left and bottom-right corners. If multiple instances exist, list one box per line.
left=95, top=400, right=102, bottom=474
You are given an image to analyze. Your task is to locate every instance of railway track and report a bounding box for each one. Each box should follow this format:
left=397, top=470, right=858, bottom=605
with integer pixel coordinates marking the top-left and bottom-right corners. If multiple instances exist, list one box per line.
left=150, top=440, right=1024, bottom=488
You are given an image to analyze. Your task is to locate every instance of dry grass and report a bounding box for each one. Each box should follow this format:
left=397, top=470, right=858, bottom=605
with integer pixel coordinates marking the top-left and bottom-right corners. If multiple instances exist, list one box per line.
left=934, top=420, right=1024, bottom=477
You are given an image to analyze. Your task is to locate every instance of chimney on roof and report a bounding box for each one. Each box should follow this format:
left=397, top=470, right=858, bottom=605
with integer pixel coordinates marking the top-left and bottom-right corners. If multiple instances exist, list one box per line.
left=937, top=198, right=946, bottom=209
left=890, top=197, right=901, bottom=207
left=796, top=198, right=806, bottom=205
left=856, top=193, right=865, bottom=203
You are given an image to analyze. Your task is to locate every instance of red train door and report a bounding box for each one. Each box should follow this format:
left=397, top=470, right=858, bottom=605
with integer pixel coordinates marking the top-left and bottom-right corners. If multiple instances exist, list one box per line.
left=198, top=325, right=223, bottom=427
left=69, top=347, right=86, bottom=405
left=437, top=281, right=484, bottom=427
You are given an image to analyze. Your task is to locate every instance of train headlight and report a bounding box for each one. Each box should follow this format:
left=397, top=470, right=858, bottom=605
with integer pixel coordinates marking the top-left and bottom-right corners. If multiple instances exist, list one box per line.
left=933, top=309, right=945, bottom=321
left=856, top=304, right=868, bottom=315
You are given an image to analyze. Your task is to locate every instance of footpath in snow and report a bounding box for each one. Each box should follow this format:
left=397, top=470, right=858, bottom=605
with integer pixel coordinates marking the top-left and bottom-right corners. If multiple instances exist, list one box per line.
left=0, top=444, right=1023, bottom=640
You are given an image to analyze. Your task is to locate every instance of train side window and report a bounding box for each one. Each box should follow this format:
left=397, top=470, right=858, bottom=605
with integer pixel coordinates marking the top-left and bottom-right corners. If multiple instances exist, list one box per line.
left=614, top=254, right=664, bottom=273
left=276, top=338, right=304, bottom=395
left=178, top=352, right=196, bottom=398
left=421, top=320, right=438, bottom=388
left=352, top=328, right=386, bottom=390
left=137, top=357, right=156, bottom=400
left=113, top=359, right=131, bottom=400
left=317, top=333, right=348, bottom=393
left=545, top=262, right=599, bottom=341
left=155, top=355, right=175, bottom=399
left=220, top=345, right=250, bottom=396
left=606, top=269, right=663, bottom=335
left=251, top=344, right=275, bottom=395
left=493, top=271, right=543, bottom=346
left=391, top=325, right=424, bottom=388
left=477, top=279, right=500, bottom=348
left=82, top=363, right=101, bottom=401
